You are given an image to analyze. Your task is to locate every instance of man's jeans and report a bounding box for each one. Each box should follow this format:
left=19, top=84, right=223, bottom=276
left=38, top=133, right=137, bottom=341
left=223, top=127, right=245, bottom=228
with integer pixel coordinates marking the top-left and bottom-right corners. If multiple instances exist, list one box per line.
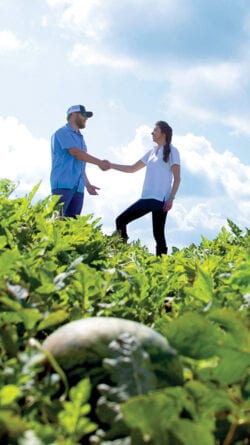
left=52, top=188, right=84, bottom=217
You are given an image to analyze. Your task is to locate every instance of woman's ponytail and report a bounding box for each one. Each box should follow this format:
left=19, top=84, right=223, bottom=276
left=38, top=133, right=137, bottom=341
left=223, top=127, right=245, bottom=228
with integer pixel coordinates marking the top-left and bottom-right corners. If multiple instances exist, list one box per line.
left=156, top=121, right=172, bottom=163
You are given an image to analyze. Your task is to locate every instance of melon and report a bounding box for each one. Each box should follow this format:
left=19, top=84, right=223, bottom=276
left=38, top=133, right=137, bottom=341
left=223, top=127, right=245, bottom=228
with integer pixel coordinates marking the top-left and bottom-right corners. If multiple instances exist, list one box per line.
left=42, top=317, right=183, bottom=386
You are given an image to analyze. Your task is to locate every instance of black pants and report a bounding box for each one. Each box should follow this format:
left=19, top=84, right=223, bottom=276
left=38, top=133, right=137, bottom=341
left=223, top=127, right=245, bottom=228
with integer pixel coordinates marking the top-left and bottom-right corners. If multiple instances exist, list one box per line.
left=116, top=199, right=168, bottom=256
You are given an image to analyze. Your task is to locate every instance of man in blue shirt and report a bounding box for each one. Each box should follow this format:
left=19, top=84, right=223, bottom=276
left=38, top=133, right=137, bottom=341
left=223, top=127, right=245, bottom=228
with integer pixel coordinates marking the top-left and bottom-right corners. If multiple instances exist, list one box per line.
left=50, top=104, right=110, bottom=217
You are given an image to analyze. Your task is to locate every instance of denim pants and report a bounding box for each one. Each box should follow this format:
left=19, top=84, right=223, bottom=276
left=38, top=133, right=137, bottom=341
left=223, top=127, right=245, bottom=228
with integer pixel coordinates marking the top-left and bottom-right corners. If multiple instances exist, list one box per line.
left=52, top=188, right=84, bottom=217
left=116, top=198, right=168, bottom=255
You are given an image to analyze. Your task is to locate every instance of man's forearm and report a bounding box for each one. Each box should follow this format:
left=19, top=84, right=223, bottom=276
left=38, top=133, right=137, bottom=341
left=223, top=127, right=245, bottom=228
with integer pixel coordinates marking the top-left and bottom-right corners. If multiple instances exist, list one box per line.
left=69, top=148, right=102, bottom=166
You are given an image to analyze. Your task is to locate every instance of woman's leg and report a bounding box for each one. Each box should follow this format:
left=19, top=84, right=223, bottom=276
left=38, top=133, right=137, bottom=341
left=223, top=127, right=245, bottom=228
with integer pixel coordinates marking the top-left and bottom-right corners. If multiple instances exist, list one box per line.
left=116, top=199, right=152, bottom=241
left=152, top=204, right=168, bottom=255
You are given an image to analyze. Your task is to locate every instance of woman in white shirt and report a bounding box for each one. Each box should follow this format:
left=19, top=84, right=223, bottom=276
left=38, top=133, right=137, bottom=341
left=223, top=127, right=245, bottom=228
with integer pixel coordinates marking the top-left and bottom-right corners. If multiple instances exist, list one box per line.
left=110, top=121, right=181, bottom=255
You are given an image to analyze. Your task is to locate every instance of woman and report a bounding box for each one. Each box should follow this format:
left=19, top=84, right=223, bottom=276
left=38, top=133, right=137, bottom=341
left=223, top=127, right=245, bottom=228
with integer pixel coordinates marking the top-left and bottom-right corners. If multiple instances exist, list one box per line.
left=110, top=121, right=181, bottom=255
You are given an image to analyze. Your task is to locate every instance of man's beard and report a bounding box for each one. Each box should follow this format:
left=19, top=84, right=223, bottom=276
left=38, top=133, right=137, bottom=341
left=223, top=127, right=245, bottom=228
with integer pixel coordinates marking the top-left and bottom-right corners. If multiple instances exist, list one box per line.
left=76, top=115, right=85, bottom=129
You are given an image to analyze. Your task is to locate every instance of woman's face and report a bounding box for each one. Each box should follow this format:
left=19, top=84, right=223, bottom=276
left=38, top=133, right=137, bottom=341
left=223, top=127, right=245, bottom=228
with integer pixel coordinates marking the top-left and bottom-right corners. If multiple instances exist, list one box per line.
left=152, top=125, right=164, bottom=144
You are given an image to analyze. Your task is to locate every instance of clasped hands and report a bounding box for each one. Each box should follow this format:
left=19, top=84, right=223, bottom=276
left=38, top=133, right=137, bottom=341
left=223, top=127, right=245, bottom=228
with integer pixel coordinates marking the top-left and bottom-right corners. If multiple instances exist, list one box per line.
left=99, top=159, right=111, bottom=171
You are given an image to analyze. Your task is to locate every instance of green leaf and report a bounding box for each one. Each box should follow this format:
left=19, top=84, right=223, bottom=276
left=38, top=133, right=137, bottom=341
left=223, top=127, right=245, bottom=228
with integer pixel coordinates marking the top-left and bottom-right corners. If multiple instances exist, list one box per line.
left=199, top=348, right=250, bottom=385
left=207, top=308, right=250, bottom=350
left=37, top=310, right=69, bottom=331
left=0, top=384, right=20, bottom=406
left=122, top=389, right=184, bottom=445
left=20, top=308, right=42, bottom=330
left=0, top=410, right=27, bottom=438
left=184, top=380, right=235, bottom=418
left=171, top=419, right=214, bottom=445
left=0, top=295, right=22, bottom=312
left=0, top=250, right=21, bottom=277
left=157, top=313, right=220, bottom=359
left=0, top=324, right=18, bottom=356
left=188, top=263, right=215, bottom=303
left=35, top=281, right=57, bottom=295
left=58, top=378, right=96, bottom=439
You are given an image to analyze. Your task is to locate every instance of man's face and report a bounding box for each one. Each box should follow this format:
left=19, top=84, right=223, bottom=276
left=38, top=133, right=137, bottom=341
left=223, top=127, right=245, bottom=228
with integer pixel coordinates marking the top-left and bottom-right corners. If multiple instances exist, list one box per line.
left=75, top=113, right=88, bottom=129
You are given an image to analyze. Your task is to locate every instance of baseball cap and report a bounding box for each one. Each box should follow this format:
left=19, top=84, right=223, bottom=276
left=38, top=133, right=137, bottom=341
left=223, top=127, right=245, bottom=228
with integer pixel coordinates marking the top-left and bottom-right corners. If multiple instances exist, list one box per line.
left=66, top=105, right=93, bottom=118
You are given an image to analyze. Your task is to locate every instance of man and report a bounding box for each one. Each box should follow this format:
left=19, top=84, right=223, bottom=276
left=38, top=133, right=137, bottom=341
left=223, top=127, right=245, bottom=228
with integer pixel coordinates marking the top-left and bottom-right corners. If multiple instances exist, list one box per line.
left=50, top=104, right=110, bottom=217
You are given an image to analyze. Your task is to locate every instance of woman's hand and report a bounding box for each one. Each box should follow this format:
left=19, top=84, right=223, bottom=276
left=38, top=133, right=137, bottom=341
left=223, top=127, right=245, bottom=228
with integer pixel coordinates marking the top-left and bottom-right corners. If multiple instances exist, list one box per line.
left=163, top=198, right=174, bottom=212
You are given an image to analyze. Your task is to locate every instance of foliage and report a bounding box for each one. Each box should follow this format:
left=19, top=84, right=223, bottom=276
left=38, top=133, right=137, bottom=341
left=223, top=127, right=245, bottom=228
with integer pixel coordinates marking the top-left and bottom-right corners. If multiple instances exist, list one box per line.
left=0, top=180, right=250, bottom=444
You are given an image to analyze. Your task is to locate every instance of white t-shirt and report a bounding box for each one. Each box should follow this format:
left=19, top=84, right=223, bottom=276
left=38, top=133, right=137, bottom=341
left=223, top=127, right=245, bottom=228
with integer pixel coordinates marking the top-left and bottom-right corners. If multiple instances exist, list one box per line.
left=140, top=144, right=180, bottom=202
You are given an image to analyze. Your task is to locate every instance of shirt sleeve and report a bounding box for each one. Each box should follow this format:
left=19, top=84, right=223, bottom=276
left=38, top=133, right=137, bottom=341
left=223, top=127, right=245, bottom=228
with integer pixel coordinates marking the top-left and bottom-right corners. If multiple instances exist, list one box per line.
left=140, top=149, right=152, bottom=165
left=55, top=128, right=76, bottom=150
left=169, top=145, right=180, bottom=166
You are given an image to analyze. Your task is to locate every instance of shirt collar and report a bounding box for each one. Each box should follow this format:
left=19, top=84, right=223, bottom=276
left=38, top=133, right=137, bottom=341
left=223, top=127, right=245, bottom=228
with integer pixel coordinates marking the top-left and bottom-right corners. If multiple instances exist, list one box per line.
left=66, top=123, right=81, bottom=134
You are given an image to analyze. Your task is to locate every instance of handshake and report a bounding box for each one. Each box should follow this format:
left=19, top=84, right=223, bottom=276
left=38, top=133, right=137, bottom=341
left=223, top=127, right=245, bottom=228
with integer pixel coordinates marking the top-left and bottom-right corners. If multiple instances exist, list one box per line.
left=98, top=159, right=111, bottom=171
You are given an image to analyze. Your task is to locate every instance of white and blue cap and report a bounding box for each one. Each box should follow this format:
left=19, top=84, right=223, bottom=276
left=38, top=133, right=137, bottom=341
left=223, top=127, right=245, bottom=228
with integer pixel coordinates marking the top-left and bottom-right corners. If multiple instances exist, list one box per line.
left=66, top=104, right=93, bottom=118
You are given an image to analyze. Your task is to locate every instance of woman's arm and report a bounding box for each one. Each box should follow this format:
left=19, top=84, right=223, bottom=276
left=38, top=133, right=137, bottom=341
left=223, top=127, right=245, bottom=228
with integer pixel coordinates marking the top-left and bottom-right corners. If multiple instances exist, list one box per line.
left=169, top=164, right=181, bottom=199
left=163, top=164, right=181, bottom=212
left=110, top=160, right=145, bottom=173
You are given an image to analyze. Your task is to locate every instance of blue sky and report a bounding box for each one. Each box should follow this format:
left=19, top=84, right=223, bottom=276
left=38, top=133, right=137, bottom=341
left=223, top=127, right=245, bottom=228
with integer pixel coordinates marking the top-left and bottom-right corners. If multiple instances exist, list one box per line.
left=0, top=0, right=249, bottom=253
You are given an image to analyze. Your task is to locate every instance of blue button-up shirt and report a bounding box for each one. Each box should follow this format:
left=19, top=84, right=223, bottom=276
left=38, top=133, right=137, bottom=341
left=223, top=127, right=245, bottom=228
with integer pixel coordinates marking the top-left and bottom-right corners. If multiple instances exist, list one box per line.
left=50, top=123, right=87, bottom=192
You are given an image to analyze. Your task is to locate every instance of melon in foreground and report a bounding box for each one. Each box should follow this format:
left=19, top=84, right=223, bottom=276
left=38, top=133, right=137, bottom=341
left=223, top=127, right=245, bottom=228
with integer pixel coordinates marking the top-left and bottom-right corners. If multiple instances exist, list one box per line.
left=42, top=317, right=183, bottom=387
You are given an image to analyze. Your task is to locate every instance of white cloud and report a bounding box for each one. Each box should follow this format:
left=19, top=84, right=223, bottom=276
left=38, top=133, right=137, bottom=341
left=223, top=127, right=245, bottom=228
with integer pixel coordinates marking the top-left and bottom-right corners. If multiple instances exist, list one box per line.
left=171, top=62, right=242, bottom=93
left=165, top=60, right=250, bottom=136
left=69, top=43, right=135, bottom=69
left=46, top=0, right=71, bottom=7
left=41, top=16, right=49, bottom=27
left=47, top=0, right=186, bottom=36
left=174, top=201, right=225, bottom=231
left=0, top=116, right=50, bottom=197
left=47, top=0, right=108, bottom=39
left=0, top=30, right=23, bottom=53
left=224, top=115, right=250, bottom=137
left=61, top=0, right=106, bottom=38
left=110, top=125, right=152, bottom=162
left=174, top=133, right=250, bottom=198
left=238, top=200, right=250, bottom=226
left=46, top=0, right=189, bottom=72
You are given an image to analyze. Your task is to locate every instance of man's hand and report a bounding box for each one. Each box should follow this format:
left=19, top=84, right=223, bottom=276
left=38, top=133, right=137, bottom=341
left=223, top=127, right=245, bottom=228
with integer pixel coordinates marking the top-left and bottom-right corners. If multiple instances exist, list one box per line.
left=99, top=160, right=111, bottom=171
left=86, top=184, right=100, bottom=195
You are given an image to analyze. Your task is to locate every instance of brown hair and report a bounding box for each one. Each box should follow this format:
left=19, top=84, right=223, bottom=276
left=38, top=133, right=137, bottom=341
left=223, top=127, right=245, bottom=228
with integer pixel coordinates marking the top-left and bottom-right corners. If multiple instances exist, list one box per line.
left=156, top=121, right=172, bottom=163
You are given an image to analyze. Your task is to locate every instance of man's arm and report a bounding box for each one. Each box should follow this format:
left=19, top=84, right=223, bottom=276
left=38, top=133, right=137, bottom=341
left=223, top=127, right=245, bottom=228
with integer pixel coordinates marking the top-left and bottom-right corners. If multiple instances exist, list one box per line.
left=85, top=174, right=100, bottom=195
left=69, top=148, right=110, bottom=170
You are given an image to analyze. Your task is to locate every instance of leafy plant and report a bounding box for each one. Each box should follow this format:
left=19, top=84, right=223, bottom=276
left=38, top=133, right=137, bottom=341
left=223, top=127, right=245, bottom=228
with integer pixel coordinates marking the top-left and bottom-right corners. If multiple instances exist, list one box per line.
left=0, top=180, right=249, bottom=444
